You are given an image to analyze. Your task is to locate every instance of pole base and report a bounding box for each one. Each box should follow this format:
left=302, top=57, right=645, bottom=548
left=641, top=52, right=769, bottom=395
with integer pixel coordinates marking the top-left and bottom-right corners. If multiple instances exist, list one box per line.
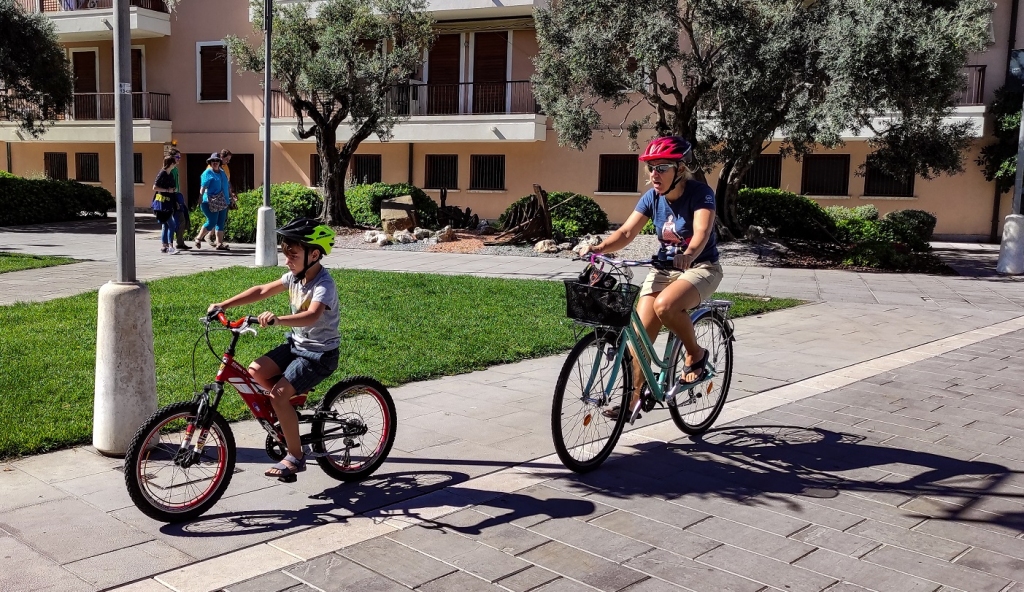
left=255, top=206, right=279, bottom=267
left=997, top=214, right=1024, bottom=275
left=94, top=282, right=157, bottom=456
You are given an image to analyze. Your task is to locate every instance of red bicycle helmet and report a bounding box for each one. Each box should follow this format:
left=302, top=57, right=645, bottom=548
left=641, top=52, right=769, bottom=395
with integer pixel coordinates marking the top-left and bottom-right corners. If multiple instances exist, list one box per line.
left=639, top=136, right=693, bottom=164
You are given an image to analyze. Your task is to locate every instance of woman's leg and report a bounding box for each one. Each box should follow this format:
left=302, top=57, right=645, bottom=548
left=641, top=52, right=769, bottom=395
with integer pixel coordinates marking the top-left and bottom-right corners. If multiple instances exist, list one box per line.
left=195, top=202, right=213, bottom=244
left=214, top=210, right=228, bottom=247
left=651, top=280, right=704, bottom=382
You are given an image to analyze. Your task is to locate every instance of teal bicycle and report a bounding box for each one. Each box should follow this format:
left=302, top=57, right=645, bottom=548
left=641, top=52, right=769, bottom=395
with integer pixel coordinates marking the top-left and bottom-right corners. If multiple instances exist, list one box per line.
left=552, top=253, right=735, bottom=473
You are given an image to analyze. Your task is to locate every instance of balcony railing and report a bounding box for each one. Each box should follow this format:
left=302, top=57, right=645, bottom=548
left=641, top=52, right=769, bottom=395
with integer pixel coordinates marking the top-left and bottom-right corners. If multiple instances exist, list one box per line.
left=270, top=81, right=540, bottom=118
left=17, top=0, right=168, bottom=13
left=956, top=65, right=985, bottom=106
left=0, top=92, right=171, bottom=122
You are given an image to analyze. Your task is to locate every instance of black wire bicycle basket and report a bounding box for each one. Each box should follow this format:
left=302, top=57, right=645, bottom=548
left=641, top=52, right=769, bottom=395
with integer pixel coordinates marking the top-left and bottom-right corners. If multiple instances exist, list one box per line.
left=564, top=262, right=640, bottom=327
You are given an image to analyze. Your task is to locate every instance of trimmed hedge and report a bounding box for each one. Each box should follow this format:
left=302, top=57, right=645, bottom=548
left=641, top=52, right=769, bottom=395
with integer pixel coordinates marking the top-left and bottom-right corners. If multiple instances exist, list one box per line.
left=735, top=188, right=836, bottom=241
left=499, top=191, right=610, bottom=239
left=824, top=204, right=879, bottom=222
left=347, top=183, right=438, bottom=229
left=879, top=209, right=936, bottom=251
left=0, top=175, right=114, bottom=227
left=189, top=182, right=322, bottom=243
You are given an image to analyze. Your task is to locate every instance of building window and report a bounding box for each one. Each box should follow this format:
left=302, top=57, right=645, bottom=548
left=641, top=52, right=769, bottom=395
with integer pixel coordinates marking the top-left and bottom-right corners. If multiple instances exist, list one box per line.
left=197, top=43, right=229, bottom=102
left=76, top=153, right=100, bottom=183
left=44, top=152, right=68, bottom=181
left=598, top=155, right=639, bottom=193
left=425, top=155, right=458, bottom=189
left=801, top=154, right=850, bottom=196
left=310, top=154, right=323, bottom=187
left=228, top=154, right=255, bottom=193
left=742, top=154, right=782, bottom=189
left=470, top=155, right=505, bottom=190
left=350, top=154, right=382, bottom=185
left=133, top=153, right=144, bottom=184
left=863, top=158, right=915, bottom=197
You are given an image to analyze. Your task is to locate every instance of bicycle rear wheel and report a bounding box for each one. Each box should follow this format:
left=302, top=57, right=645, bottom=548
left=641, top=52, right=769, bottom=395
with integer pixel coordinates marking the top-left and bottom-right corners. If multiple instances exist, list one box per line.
left=551, top=330, right=632, bottom=473
left=124, top=401, right=236, bottom=523
left=312, top=376, right=396, bottom=482
left=668, top=311, right=733, bottom=435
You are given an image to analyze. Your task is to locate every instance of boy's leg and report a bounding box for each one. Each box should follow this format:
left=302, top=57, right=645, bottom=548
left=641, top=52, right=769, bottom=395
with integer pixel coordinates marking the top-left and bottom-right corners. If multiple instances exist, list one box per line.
left=251, top=348, right=305, bottom=474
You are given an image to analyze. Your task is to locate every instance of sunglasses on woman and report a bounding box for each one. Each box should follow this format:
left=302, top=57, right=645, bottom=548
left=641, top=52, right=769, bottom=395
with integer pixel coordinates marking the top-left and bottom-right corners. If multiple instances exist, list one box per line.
left=646, top=163, right=678, bottom=174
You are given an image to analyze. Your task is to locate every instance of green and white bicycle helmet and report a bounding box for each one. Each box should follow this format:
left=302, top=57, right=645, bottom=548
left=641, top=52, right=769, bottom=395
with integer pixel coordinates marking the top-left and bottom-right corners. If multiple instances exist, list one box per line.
left=277, top=217, right=335, bottom=278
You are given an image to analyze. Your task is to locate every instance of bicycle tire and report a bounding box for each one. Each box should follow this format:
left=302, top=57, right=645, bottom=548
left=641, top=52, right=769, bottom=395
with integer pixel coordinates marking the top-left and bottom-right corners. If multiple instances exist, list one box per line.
left=312, top=376, right=397, bottom=482
left=551, top=330, right=632, bottom=473
left=667, top=311, right=733, bottom=435
left=124, top=401, right=236, bottom=523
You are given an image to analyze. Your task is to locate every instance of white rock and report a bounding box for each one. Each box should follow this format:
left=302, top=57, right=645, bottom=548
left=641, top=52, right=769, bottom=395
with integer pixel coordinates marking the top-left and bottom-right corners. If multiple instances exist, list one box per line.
left=436, top=226, right=456, bottom=243
left=557, top=242, right=571, bottom=251
left=364, top=230, right=381, bottom=243
left=375, top=234, right=391, bottom=246
left=394, top=230, right=416, bottom=244
left=413, top=227, right=432, bottom=240
left=535, top=239, right=559, bottom=253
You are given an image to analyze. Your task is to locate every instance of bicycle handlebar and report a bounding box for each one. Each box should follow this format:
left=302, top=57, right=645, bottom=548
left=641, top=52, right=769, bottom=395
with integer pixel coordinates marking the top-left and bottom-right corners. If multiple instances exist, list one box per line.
left=205, top=309, right=274, bottom=330
left=582, top=253, right=675, bottom=271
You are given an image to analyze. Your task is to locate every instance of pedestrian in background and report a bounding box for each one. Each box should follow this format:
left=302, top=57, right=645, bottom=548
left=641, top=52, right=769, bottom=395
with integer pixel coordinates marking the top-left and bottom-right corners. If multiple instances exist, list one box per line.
left=168, top=148, right=191, bottom=250
left=152, top=156, right=180, bottom=255
left=194, top=153, right=232, bottom=250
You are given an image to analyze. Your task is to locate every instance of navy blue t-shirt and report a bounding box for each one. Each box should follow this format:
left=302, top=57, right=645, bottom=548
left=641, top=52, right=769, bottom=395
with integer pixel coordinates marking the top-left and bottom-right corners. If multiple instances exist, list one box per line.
left=634, top=180, right=718, bottom=264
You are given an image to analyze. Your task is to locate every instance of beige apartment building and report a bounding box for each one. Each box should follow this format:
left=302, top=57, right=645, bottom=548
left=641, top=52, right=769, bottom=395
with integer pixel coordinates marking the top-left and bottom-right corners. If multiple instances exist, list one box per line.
left=0, top=0, right=1017, bottom=240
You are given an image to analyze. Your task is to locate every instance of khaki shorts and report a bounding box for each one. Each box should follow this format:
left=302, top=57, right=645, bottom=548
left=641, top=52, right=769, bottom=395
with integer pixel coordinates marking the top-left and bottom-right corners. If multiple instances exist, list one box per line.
left=639, top=261, right=724, bottom=302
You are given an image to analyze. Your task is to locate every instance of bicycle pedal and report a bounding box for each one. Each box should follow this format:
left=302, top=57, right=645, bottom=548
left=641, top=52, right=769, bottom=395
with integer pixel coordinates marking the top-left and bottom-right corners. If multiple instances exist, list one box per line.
left=628, top=399, right=644, bottom=425
left=277, top=474, right=298, bottom=484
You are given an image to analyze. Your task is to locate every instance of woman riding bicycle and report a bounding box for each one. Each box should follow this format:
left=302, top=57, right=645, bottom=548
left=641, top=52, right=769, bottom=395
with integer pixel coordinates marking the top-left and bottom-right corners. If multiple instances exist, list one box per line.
left=578, top=136, right=722, bottom=416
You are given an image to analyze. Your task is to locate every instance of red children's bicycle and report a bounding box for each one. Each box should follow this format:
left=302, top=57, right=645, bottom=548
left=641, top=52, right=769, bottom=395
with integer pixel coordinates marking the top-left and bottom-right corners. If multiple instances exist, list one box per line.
left=123, top=310, right=397, bottom=523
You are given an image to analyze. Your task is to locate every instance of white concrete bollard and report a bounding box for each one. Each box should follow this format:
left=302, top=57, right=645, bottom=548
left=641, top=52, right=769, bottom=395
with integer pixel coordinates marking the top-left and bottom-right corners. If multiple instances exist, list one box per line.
left=94, top=282, right=158, bottom=456
left=255, top=206, right=279, bottom=267
left=997, top=214, right=1024, bottom=275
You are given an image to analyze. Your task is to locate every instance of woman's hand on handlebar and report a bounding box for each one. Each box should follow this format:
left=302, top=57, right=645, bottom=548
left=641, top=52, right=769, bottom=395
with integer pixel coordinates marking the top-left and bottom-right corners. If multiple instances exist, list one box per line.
left=673, top=252, right=694, bottom=271
left=256, top=311, right=278, bottom=327
left=577, top=242, right=600, bottom=258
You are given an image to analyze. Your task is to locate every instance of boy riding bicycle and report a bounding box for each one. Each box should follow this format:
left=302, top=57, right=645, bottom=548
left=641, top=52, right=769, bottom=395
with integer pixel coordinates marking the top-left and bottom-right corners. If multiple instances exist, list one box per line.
left=208, top=218, right=339, bottom=480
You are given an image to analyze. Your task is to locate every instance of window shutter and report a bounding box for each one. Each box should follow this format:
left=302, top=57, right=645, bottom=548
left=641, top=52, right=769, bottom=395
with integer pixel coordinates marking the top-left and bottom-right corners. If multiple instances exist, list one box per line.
left=199, top=45, right=228, bottom=101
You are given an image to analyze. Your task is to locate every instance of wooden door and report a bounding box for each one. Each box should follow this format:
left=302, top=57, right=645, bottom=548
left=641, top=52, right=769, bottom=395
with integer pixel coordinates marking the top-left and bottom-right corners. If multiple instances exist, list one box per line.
left=472, top=32, right=507, bottom=114
left=427, top=34, right=460, bottom=114
left=72, top=51, right=98, bottom=120
left=131, top=49, right=144, bottom=117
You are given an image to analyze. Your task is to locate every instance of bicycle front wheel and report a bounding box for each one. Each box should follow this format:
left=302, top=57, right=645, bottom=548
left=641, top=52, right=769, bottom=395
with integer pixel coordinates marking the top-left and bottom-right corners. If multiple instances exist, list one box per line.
left=551, top=330, right=632, bottom=473
left=312, top=376, right=397, bottom=482
left=668, top=311, right=733, bottom=435
left=124, top=401, right=236, bottom=523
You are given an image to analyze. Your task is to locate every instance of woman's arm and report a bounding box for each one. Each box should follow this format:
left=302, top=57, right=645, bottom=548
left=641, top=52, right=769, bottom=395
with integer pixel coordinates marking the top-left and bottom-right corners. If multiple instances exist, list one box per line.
left=675, top=208, right=716, bottom=270
left=581, top=211, right=649, bottom=256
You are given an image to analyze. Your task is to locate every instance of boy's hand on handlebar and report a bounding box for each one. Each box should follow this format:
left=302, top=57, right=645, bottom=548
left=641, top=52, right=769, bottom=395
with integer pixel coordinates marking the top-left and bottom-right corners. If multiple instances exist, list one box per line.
left=256, top=311, right=278, bottom=327
left=207, top=303, right=224, bottom=314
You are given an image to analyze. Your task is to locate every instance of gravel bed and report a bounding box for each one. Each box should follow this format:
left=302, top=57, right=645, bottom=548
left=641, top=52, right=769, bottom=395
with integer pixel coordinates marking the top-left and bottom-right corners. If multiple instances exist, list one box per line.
left=332, top=228, right=780, bottom=267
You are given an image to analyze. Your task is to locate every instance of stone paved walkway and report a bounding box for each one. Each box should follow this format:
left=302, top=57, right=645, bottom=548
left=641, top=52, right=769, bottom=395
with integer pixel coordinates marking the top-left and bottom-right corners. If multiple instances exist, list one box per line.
left=3, top=217, right=1024, bottom=591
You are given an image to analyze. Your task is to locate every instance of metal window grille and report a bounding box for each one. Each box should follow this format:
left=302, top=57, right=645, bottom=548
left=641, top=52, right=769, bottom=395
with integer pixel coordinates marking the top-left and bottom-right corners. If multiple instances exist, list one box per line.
left=133, top=153, right=143, bottom=184
left=802, top=155, right=850, bottom=196
left=75, top=153, right=100, bottom=183
left=309, top=154, right=322, bottom=187
left=470, top=155, right=505, bottom=190
left=863, top=159, right=915, bottom=197
left=742, top=155, right=782, bottom=189
left=44, top=152, right=68, bottom=181
left=230, top=154, right=256, bottom=193
left=351, top=154, right=382, bottom=185
left=425, top=155, right=458, bottom=189
left=598, top=155, right=639, bottom=193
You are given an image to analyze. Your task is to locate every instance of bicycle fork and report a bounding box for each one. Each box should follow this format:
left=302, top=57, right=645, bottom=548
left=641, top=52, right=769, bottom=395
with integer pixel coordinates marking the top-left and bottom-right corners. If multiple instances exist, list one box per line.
left=174, top=386, right=220, bottom=468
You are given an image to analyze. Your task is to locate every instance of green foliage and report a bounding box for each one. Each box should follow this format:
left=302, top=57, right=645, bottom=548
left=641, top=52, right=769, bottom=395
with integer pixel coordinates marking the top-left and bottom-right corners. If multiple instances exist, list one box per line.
left=227, top=0, right=435, bottom=225
left=499, top=191, right=610, bottom=239
left=346, top=182, right=438, bottom=228
left=977, top=84, right=1022, bottom=194
left=879, top=209, right=936, bottom=251
left=0, top=176, right=114, bottom=226
left=0, top=170, right=17, bottom=179
left=735, top=188, right=836, bottom=241
left=0, top=253, right=76, bottom=274
left=0, top=1, right=74, bottom=137
left=824, top=204, right=879, bottom=222
left=189, top=183, right=322, bottom=243
left=640, top=219, right=656, bottom=235
left=832, top=209, right=936, bottom=267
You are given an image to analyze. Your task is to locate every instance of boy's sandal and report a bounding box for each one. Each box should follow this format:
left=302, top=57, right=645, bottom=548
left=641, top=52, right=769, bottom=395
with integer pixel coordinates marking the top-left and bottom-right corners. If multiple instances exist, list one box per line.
left=678, top=348, right=710, bottom=387
left=265, top=454, right=306, bottom=478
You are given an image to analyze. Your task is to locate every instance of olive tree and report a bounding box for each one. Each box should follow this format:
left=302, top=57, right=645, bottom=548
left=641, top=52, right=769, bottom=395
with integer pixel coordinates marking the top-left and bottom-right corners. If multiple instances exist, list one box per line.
left=228, top=0, right=434, bottom=226
left=0, top=0, right=74, bottom=138
left=533, top=0, right=992, bottom=235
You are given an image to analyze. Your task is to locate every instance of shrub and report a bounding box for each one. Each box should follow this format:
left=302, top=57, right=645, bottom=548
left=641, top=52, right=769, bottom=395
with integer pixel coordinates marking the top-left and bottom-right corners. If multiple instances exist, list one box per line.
left=824, top=204, right=879, bottom=222
left=735, top=188, right=836, bottom=241
left=879, top=209, right=936, bottom=251
left=189, top=182, right=322, bottom=243
left=499, top=191, right=609, bottom=239
left=0, top=170, right=17, bottom=179
left=346, top=183, right=438, bottom=229
left=0, top=176, right=114, bottom=227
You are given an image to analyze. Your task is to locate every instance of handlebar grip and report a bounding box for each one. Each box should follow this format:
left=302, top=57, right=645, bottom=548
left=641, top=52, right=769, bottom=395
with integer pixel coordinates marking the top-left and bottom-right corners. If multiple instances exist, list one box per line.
left=246, top=316, right=260, bottom=325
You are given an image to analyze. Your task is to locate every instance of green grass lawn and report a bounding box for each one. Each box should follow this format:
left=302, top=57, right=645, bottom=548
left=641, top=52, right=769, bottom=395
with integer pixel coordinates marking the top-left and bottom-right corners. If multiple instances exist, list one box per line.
left=0, top=267, right=802, bottom=459
left=0, top=252, right=77, bottom=274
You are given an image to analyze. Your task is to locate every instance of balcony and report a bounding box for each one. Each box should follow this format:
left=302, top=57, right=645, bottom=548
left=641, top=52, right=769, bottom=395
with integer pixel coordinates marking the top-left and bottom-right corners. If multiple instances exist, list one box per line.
left=264, top=81, right=546, bottom=143
left=17, top=0, right=171, bottom=41
left=0, top=92, right=172, bottom=143
left=255, top=0, right=548, bottom=21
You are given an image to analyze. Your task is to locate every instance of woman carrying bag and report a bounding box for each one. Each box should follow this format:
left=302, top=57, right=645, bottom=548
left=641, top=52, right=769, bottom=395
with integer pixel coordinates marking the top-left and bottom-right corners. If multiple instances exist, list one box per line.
left=152, top=156, right=180, bottom=255
left=194, top=153, right=232, bottom=250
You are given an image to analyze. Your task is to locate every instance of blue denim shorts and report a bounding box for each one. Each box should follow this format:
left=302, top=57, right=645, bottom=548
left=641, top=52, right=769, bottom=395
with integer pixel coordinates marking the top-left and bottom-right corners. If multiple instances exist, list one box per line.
left=263, top=339, right=339, bottom=394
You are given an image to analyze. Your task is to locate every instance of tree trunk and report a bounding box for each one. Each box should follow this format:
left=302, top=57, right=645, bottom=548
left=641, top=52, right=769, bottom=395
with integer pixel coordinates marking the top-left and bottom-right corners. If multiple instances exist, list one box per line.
left=317, top=126, right=357, bottom=227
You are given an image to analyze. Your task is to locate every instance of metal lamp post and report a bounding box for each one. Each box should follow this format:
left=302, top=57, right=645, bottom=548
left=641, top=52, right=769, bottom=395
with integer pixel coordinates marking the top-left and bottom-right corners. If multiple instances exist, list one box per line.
left=997, top=51, right=1024, bottom=274
left=255, top=0, right=279, bottom=267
